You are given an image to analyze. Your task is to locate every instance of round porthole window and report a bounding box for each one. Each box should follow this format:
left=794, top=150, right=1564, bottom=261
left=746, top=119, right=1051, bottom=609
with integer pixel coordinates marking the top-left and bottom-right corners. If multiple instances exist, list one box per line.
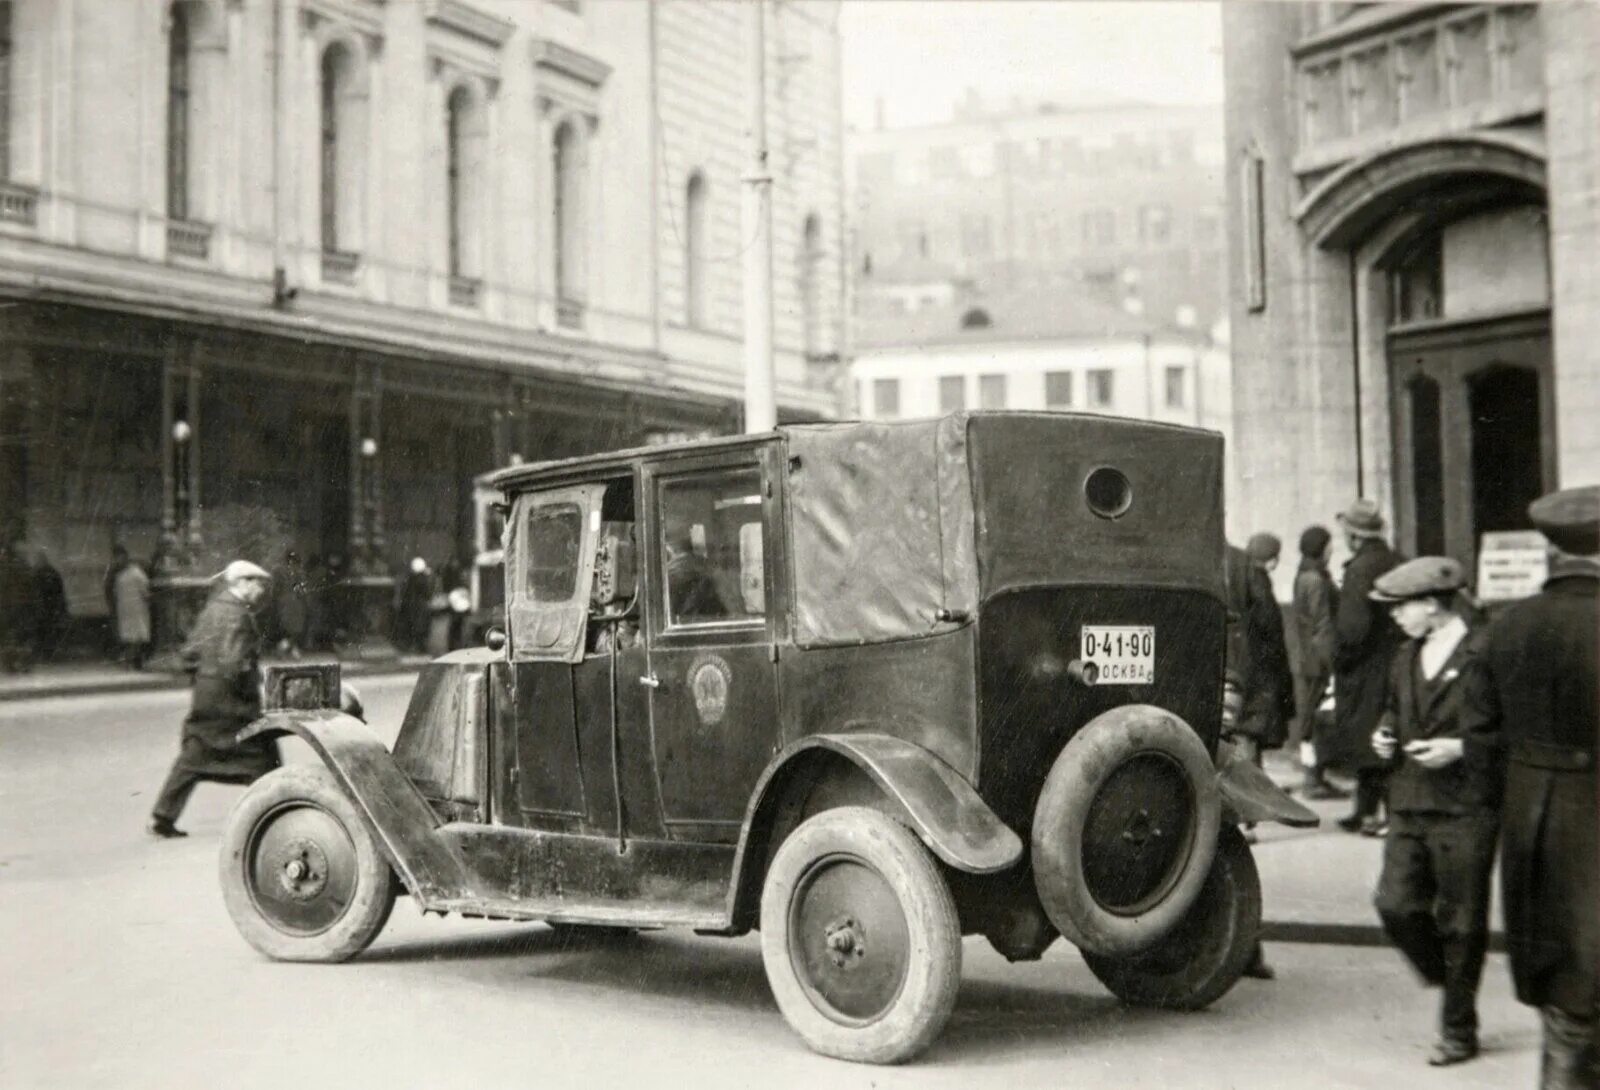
left=1085, top=466, right=1133, bottom=520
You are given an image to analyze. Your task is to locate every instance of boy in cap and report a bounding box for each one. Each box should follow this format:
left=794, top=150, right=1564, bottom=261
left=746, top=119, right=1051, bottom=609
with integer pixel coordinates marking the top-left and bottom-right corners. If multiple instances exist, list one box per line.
left=148, top=560, right=278, bottom=838
left=1368, top=556, right=1499, bottom=1066
left=1460, top=485, right=1597, bottom=1089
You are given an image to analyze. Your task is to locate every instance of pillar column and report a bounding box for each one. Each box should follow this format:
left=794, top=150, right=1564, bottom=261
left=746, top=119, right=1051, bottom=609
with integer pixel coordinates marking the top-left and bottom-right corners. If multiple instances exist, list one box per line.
left=340, top=360, right=395, bottom=659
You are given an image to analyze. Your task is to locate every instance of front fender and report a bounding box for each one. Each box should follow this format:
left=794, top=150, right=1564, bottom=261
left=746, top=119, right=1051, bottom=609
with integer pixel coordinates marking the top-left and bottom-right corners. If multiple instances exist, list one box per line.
left=238, top=710, right=477, bottom=901
left=1214, top=737, right=1320, bottom=828
left=738, top=733, right=1024, bottom=878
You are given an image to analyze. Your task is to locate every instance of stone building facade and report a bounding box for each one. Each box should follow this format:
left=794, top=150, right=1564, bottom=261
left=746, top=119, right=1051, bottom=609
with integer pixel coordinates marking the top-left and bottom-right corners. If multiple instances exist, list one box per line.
left=1222, top=2, right=1598, bottom=578
left=0, top=0, right=845, bottom=639
left=850, top=99, right=1228, bottom=339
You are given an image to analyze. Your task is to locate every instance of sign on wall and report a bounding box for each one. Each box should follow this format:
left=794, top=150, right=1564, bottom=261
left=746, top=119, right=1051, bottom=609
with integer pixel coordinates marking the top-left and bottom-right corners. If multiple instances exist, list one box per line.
left=1477, top=530, right=1548, bottom=602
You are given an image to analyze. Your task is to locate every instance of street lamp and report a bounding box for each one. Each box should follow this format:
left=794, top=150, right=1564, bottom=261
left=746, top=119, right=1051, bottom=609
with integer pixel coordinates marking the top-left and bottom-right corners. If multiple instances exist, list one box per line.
left=172, top=419, right=192, bottom=548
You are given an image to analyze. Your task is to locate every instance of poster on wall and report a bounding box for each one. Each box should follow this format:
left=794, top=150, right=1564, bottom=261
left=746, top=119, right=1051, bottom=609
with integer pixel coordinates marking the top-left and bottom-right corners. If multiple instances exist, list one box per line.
left=1477, top=530, right=1549, bottom=602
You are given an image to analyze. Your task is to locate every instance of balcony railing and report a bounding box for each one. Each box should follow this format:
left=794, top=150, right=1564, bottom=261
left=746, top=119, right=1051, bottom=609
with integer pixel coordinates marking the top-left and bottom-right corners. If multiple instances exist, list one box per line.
left=166, top=220, right=212, bottom=261
left=448, top=275, right=481, bottom=308
left=556, top=295, right=584, bottom=329
left=321, top=250, right=361, bottom=285
left=0, top=182, right=39, bottom=226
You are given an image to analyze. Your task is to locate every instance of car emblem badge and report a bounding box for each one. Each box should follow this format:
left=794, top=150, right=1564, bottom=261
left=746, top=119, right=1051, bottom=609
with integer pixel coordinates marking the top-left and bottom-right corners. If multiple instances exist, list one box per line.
left=688, top=654, right=733, bottom=726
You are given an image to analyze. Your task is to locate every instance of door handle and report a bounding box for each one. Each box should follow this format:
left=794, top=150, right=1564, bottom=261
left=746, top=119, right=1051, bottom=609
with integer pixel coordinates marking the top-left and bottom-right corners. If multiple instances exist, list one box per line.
left=639, top=673, right=662, bottom=690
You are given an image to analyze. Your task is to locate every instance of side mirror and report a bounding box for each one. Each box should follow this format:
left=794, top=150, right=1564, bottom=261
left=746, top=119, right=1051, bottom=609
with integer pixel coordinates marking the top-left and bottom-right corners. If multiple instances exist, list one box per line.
left=485, top=627, right=507, bottom=653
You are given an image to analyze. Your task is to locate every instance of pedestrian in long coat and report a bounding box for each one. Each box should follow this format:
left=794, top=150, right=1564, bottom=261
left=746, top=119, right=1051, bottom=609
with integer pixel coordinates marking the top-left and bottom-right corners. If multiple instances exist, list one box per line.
left=1330, top=499, right=1404, bottom=834
left=1291, top=525, right=1345, bottom=798
left=113, top=560, right=152, bottom=669
left=1238, top=533, right=1295, bottom=752
left=1368, top=557, right=1499, bottom=1068
left=1459, top=485, right=1598, bottom=1089
left=148, top=561, right=279, bottom=838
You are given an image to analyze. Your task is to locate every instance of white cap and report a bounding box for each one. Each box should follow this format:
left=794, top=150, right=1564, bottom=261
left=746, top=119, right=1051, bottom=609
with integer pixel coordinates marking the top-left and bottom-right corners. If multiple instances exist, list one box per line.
left=215, top=559, right=272, bottom=584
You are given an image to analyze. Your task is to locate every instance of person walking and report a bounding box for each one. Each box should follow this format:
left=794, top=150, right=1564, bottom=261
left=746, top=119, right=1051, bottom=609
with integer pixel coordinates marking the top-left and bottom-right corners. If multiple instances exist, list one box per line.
left=1460, top=485, right=1598, bottom=1089
left=30, top=548, right=68, bottom=661
left=147, top=561, right=279, bottom=839
left=1368, top=557, right=1498, bottom=1067
left=1331, top=498, right=1404, bottom=836
left=0, top=534, right=39, bottom=672
left=113, top=555, right=152, bottom=669
left=1291, top=525, right=1346, bottom=799
left=1237, top=532, right=1295, bottom=761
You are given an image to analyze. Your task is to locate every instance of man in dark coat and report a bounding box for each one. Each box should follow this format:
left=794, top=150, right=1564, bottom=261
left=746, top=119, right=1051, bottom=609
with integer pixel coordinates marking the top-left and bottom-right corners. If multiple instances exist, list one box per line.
left=1331, top=499, right=1404, bottom=835
left=148, top=560, right=279, bottom=838
left=1368, top=557, right=1499, bottom=1067
left=1459, top=485, right=1598, bottom=1089
left=1291, top=525, right=1345, bottom=798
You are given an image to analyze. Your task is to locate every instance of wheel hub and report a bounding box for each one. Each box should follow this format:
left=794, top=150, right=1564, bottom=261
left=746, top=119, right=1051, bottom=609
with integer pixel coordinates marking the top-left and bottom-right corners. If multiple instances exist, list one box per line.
left=276, top=838, right=330, bottom=901
left=1081, top=751, right=1196, bottom=916
left=823, top=916, right=866, bottom=967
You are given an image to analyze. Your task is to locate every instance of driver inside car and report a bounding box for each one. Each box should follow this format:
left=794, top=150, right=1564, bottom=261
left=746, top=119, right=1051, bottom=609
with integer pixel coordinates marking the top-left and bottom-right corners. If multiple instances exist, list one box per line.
left=664, top=524, right=726, bottom=622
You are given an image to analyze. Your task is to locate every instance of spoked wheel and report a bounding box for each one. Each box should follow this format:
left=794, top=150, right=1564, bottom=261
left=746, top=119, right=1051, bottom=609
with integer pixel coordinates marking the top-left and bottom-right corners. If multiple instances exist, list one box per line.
left=760, top=807, right=960, bottom=1065
left=1081, top=824, right=1262, bottom=1010
left=220, top=765, right=397, bottom=963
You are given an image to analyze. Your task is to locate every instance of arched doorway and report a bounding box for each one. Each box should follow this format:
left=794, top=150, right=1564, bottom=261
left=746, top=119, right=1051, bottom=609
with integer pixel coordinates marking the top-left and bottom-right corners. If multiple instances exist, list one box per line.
left=1382, top=201, right=1555, bottom=567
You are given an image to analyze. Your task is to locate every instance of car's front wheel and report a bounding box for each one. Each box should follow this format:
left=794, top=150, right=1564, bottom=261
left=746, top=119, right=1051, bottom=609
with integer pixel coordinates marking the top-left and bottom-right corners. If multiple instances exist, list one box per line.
left=759, top=807, right=961, bottom=1064
left=220, top=765, right=397, bottom=963
left=1080, top=824, right=1262, bottom=1010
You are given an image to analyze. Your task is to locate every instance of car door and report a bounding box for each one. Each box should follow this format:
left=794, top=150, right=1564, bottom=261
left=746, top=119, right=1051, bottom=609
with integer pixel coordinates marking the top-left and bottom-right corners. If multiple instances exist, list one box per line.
left=640, top=447, right=784, bottom=842
left=502, top=483, right=603, bottom=827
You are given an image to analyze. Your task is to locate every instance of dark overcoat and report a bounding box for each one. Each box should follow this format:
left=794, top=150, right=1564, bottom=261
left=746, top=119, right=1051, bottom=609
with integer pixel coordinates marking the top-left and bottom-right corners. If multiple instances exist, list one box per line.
left=174, top=590, right=279, bottom=780
left=1459, top=561, right=1598, bottom=1011
left=1379, top=626, right=1500, bottom=815
left=1291, top=557, right=1337, bottom=680
left=1326, top=538, right=1403, bottom=770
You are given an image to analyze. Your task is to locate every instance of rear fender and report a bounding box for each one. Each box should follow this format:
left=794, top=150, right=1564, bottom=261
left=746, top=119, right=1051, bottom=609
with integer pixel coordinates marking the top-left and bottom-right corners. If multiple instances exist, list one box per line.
left=1214, top=736, right=1320, bottom=828
left=238, top=710, right=477, bottom=901
left=726, top=733, right=1023, bottom=926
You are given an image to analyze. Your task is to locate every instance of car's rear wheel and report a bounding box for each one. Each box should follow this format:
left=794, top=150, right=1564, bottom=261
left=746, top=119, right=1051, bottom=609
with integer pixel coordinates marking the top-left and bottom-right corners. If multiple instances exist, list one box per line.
left=1081, top=824, right=1262, bottom=1010
left=759, top=807, right=960, bottom=1065
left=220, top=765, right=397, bottom=963
left=1032, top=705, right=1221, bottom=956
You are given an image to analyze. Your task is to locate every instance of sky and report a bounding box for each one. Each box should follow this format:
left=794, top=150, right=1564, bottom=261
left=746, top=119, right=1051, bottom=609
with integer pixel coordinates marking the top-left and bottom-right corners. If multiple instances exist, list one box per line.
left=839, top=1, right=1224, bottom=130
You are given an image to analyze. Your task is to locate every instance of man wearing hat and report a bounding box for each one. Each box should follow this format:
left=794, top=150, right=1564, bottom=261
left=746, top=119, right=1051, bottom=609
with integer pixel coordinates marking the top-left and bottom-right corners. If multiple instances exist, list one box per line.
left=148, top=560, right=279, bottom=838
left=1460, top=485, right=1598, bottom=1088
left=1367, top=556, right=1498, bottom=1066
left=1332, top=498, right=1405, bottom=835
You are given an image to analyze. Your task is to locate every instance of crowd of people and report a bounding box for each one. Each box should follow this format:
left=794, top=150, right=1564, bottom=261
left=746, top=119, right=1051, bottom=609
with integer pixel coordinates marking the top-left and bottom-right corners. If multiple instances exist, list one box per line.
left=1224, top=486, right=1597, bottom=1088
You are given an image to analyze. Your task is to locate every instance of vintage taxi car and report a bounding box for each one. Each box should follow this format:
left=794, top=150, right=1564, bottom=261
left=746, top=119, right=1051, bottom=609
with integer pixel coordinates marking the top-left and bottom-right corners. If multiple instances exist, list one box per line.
left=220, top=412, right=1315, bottom=1064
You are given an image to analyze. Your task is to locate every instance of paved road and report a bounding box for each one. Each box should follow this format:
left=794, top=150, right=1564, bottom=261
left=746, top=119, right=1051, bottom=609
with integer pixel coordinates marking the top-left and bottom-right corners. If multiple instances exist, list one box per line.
left=1, top=682, right=1539, bottom=1089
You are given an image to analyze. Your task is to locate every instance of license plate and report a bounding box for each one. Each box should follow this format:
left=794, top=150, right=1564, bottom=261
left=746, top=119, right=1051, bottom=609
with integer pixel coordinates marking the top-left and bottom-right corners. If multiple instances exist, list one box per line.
left=1081, top=625, right=1155, bottom=685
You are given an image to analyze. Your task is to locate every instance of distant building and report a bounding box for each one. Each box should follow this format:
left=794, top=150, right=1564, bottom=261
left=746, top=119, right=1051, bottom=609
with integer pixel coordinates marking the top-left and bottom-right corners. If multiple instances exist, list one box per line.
left=1222, top=2, right=1599, bottom=572
left=851, top=284, right=1231, bottom=441
left=848, top=97, right=1227, bottom=337
left=0, top=0, right=845, bottom=636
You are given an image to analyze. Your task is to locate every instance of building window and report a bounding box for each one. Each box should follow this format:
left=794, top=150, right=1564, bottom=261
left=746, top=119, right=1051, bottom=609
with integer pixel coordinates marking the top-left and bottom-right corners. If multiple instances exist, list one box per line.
left=1389, top=233, right=1442, bottom=326
left=553, top=119, right=585, bottom=316
left=1082, top=209, right=1115, bottom=247
left=1241, top=152, right=1266, bottom=312
left=873, top=378, right=900, bottom=418
left=0, top=1, right=10, bottom=181
left=1045, top=371, right=1073, bottom=409
left=1164, top=365, right=1187, bottom=409
left=445, top=85, right=484, bottom=283
left=938, top=375, right=965, bottom=412
left=960, top=307, right=991, bottom=329
left=167, top=3, right=192, bottom=222
left=1138, top=204, right=1172, bottom=245
left=801, top=212, right=823, bottom=357
left=978, top=374, right=1006, bottom=409
left=685, top=171, right=709, bottom=327
left=319, top=41, right=366, bottom=257
left=1088, top=368, right=1114, bottom=408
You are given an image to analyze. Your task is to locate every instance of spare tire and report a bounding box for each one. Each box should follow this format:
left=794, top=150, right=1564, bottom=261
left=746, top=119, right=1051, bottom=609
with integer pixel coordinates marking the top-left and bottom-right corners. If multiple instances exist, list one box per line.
left=1031, top=705, right=1220, bottom=957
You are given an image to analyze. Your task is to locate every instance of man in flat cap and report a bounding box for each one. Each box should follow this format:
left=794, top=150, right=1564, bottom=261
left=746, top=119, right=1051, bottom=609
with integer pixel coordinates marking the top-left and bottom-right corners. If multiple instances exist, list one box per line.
left=1367, top=556, right=1498, bottom=1066
left=148, top=560, right=278, bottom=838
left=1460, top=485, right=1598, bottom=1089
left=1332, top=498, right=1405, bottom=835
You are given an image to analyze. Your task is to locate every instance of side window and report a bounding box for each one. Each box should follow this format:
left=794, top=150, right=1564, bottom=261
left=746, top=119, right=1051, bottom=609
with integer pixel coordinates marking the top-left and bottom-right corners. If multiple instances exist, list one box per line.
left=658, top=465, right=766, bottom=628
left=524, top=504, right=582, bottom=600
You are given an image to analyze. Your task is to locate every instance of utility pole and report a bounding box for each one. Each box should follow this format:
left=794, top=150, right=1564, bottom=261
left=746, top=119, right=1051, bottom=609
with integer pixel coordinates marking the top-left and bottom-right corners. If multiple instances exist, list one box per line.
left=742, top=0, right=776, bottom=433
